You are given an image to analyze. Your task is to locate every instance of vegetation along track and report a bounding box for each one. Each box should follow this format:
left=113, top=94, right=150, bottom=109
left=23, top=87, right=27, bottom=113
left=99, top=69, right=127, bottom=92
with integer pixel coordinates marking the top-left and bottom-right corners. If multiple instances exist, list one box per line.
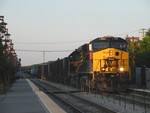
left=31, top=79, right=118, bottom=113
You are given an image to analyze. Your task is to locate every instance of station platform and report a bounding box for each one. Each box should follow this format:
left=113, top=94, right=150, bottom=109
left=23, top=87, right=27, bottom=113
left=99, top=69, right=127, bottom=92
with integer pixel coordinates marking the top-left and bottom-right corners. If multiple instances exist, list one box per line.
left=0, top=79, right=66, bottom=113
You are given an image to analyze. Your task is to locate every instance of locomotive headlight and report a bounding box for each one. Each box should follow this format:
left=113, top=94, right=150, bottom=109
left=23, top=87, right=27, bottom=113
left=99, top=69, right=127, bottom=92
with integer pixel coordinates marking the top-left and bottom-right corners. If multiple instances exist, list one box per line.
left=101, top=67, right=105, bottom=71
left=119, top=67, right=124, bottom=72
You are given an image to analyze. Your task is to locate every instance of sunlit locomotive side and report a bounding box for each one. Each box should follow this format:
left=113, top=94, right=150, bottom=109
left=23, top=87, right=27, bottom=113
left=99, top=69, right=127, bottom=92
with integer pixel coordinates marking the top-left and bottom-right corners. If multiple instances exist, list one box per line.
left=68, top=36, right=130, bottom=91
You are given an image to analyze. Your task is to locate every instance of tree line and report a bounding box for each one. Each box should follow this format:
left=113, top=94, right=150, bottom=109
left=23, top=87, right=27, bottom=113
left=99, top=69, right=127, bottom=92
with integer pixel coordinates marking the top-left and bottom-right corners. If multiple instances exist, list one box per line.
left=134, top=28, right=150, bottom=67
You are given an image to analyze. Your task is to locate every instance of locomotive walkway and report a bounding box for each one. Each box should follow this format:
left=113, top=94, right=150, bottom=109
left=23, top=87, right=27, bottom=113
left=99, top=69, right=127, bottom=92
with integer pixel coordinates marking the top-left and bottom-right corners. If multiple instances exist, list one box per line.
left=0, top=79, right=66, bottom=113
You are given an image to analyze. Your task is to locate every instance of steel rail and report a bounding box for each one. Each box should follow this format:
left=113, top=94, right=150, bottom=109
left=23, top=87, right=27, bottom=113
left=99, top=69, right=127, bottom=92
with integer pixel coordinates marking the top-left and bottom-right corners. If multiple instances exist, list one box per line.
left=31, top=79, right=83, bottom=113
left=31, top=79, right=118, bottom=113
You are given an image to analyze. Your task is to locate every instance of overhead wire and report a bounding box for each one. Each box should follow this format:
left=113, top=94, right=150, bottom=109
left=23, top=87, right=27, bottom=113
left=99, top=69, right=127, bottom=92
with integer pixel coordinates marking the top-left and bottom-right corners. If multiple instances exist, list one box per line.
left=14, top=29, right=141, bottom=45
left=14, top=39, right=90, bottom=45
left=113, top=29, right=140, bottom=37
left=14, top=29, right=142, bottom=53
left=15, top=49, right=73, bottom=52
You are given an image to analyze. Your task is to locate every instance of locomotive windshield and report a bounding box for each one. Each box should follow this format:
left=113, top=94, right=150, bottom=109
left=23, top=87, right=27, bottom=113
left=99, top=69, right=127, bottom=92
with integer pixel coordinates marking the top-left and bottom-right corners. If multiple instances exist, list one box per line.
left=92, top=38, right=128, bottom=52
left=111, top=42, right=127, bottom=51
left=93, top=42, right=109, bottom=49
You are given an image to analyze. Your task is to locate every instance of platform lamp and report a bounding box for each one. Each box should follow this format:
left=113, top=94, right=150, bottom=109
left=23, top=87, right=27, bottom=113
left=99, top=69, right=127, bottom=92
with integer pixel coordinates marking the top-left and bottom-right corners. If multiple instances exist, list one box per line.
left=4, top=31, right=11, bottom=43
left=11, top=51, right=17, bottom=67
left=13, top=52, right=17, bottom=66
left=0, top=21, right=7, bottom=34
left=0, top=16, right=4, bottom=21
left=12, top=53, right=18, bottom=67
left=9, top=39, right=14, bottom=59
left=0, top=19, right=7, bottom=39
left=9, top=39, right=14, bottom=49
left=9, top=40, right=17, bottom=66
left=3, top=32, right=11, bottom=56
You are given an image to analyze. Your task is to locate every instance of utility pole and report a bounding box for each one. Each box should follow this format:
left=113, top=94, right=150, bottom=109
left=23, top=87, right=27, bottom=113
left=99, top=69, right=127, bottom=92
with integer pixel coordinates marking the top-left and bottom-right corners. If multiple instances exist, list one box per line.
left=43, top=51, right=45, bottom=63
left=139, top=28, right=148, bottom=38
left=126, top=36, right=139, bottom=59
left=126, top=35, right=140, bottom=83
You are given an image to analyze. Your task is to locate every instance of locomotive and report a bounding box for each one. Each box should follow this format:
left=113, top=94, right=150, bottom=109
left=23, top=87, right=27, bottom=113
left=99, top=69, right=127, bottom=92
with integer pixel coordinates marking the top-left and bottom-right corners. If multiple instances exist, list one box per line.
left=37, top=36, right=130, bottom=92
left=68, top=36, right=130, bottom=91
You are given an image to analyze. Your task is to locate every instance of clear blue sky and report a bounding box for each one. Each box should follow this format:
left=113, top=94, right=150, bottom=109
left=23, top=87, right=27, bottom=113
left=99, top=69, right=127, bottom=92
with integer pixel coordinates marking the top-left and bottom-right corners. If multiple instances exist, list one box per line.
left=0, top=0, right=150, bottom=66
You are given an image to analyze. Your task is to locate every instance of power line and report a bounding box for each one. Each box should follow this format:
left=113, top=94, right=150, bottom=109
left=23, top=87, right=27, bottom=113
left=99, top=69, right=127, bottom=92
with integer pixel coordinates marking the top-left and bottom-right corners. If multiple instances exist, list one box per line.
left=114, top=30, right=140, bottom=37
left=14, top=29, right=145, bottom=45
left=15, top=49, right=73, bottom=52
left=15, top=49, right=73, bottom=63
left=14, top=39, right=90, bottom=45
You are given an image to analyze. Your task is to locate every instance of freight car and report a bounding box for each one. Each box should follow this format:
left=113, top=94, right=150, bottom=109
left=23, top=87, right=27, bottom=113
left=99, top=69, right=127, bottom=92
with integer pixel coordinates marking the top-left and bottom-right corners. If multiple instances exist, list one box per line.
left=38, top=36, right=130, bottom=92
left=48, top=58, right=68, bottom=84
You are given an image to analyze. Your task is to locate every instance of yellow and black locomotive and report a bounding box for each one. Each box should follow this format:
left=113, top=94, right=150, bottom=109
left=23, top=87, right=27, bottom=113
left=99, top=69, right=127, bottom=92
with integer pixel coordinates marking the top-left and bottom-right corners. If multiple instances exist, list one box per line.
left=69, top=36, right=130, bottom=91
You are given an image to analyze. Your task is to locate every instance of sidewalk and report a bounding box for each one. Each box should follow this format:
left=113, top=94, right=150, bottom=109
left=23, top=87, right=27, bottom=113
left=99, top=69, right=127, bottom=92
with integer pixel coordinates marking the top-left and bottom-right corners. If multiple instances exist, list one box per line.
left=0, top=79, right=51, bottom=113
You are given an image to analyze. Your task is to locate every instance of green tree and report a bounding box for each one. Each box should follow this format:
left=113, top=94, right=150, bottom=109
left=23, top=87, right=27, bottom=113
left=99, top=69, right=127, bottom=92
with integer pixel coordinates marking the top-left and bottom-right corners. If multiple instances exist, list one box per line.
left=146, top=28, right=150, bottom=36
left=135, top=28, right=150, bottom=67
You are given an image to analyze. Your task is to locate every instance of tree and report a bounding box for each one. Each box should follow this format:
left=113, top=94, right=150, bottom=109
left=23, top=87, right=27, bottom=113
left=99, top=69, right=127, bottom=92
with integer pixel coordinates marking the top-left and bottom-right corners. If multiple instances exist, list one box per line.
left=135, top=28, right=150, bottom=67
left=146, top=28, right=150, bottom=36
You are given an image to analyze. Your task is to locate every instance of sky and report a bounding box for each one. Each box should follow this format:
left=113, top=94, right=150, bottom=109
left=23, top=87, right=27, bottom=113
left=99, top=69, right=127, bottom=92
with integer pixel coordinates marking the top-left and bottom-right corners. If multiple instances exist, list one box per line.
left=0, top=0, right=150, bottom=66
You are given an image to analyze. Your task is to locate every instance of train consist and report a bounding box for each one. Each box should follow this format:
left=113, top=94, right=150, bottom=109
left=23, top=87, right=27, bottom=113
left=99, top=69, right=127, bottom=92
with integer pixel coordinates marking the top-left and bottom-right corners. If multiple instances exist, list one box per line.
left=32, top=36, right=130, bottom=92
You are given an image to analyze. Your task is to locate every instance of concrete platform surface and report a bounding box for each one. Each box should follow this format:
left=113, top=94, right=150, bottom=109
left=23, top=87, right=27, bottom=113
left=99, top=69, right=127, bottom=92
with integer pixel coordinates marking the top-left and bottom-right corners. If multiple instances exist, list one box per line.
left=0, top=79, right=66, bottom=113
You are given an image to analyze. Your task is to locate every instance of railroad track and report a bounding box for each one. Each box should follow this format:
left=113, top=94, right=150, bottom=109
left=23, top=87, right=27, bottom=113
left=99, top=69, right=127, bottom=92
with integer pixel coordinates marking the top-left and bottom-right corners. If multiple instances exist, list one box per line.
left=115, top=92, right=150, bottom=108
left=31, top=79, right=118, bottom=113
left=85, top=88, right=150, bottom=109
left=96, top=91, right=150, bottom=108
